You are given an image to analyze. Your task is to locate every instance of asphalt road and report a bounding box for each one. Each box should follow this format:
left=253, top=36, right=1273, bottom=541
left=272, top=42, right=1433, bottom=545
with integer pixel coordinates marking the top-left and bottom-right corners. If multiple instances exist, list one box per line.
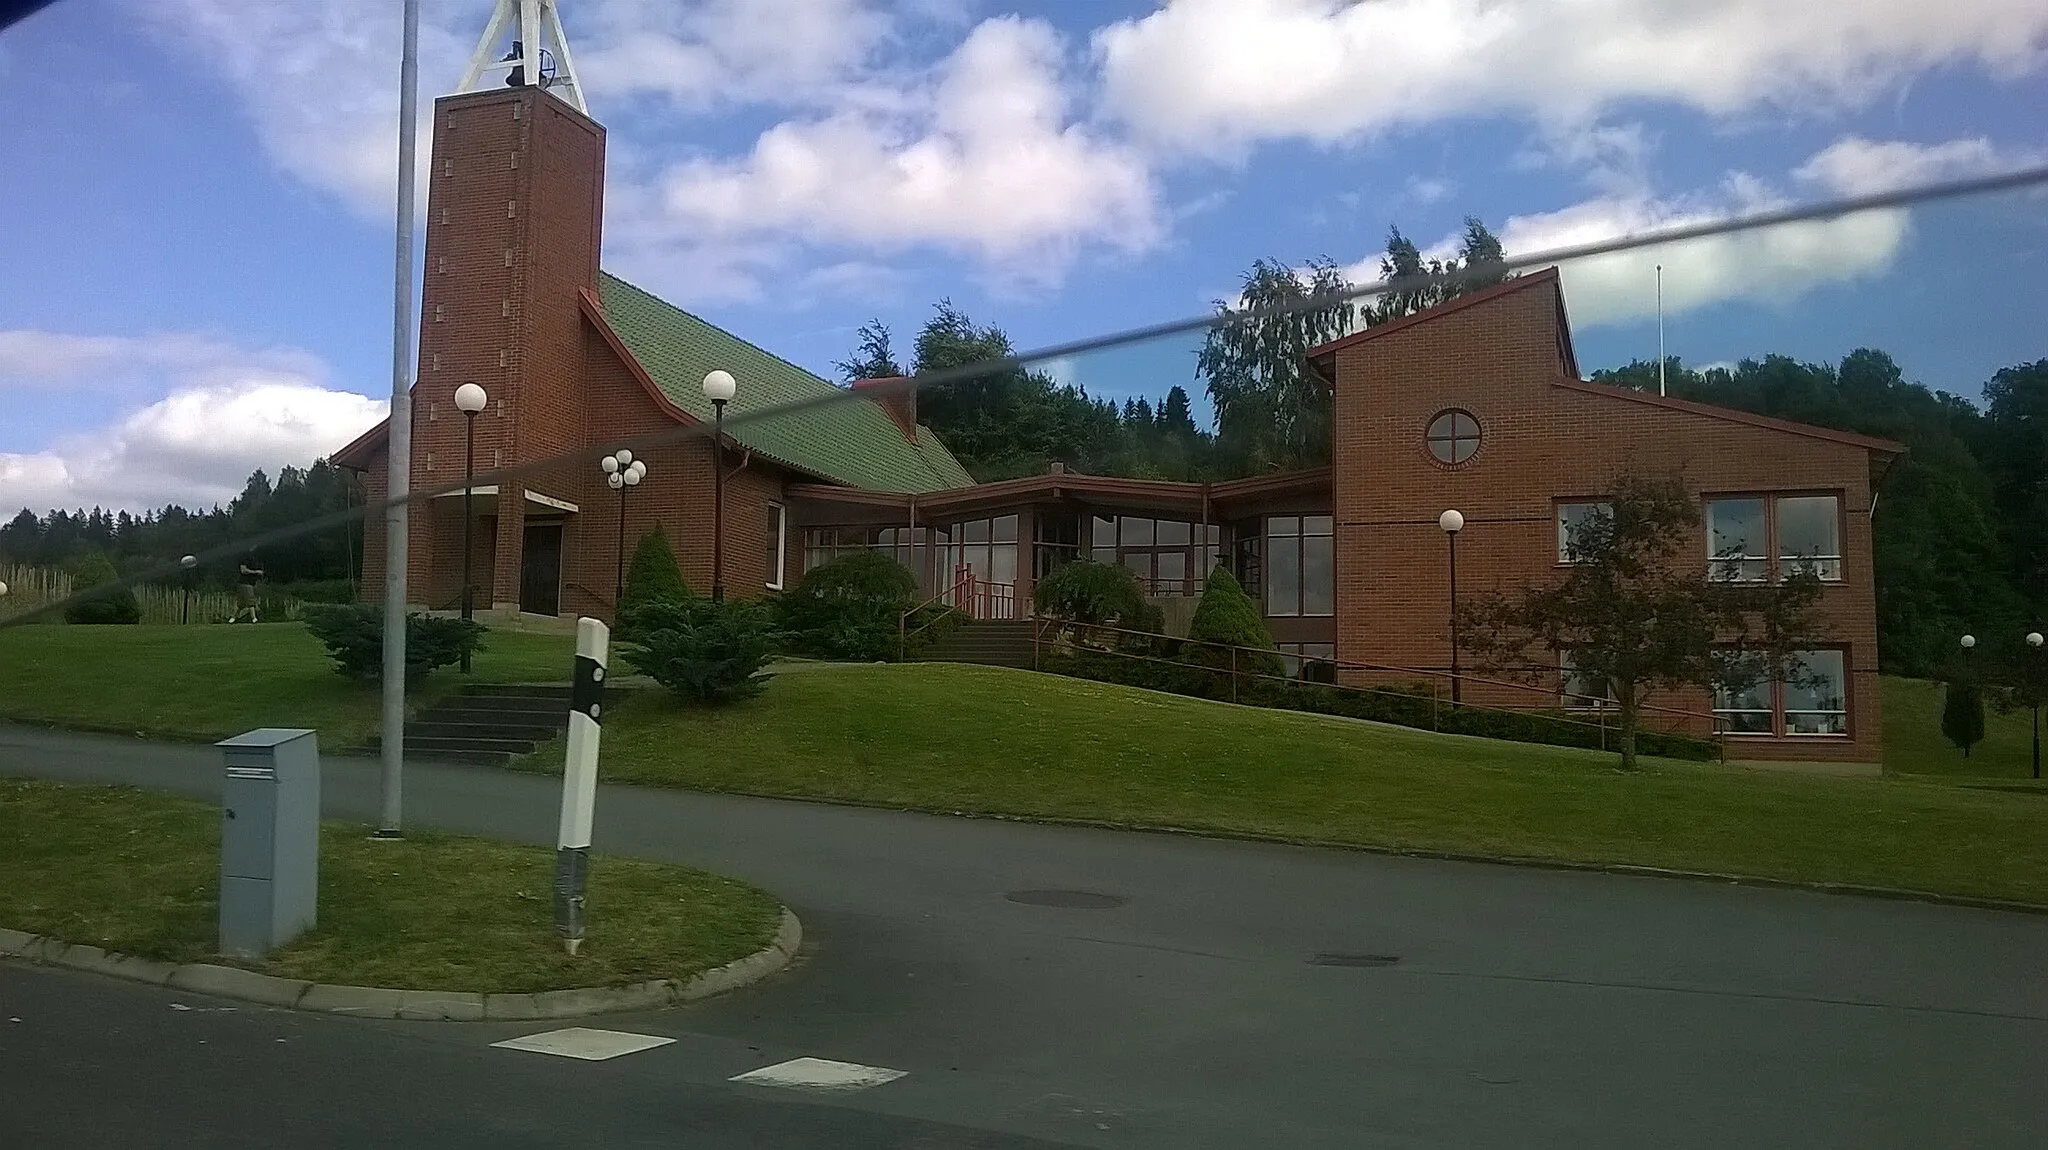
left=5, top=721, right=2048, bottom=1148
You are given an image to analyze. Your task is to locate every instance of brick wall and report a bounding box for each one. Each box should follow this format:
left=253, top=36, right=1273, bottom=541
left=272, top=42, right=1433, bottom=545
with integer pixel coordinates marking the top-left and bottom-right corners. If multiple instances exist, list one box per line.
left=1330, top=278, right=1885, bottom=763
left=357, top=86, right=794, bottom=620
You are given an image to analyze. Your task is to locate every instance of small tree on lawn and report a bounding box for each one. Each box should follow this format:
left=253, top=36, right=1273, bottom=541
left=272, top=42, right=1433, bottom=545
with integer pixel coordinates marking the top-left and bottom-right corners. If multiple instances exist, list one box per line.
left=1456, top=469, right=1827, bottom=770
left=621, top=524, right=691, bottom=615
left=1941, top=674, right=1986, bottom=757
left=64, top=551, right=141, bottom=625
left=1181, top=567, right=1284, bottom=693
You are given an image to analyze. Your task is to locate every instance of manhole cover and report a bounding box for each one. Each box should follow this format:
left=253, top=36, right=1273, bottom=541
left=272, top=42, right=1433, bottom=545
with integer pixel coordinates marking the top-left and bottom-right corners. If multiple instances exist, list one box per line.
left=1005, top=889, right=1128, bottom=909
left=1308, top=952, right=1401, bottom=968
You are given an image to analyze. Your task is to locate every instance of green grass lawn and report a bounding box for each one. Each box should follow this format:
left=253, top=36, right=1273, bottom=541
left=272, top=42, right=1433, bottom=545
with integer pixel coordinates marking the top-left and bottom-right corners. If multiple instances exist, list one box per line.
left=512, top=663, right=2048, bottom=906
left=0, top=777, right=783, bottom=994
left=0, top=622, right=574, bottom=747
left=1882, top=676, right=2039, bottom=778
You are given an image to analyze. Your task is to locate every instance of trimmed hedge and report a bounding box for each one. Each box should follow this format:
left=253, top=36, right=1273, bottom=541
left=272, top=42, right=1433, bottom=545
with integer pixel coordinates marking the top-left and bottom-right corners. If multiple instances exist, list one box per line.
left=1044, top=648, right=1719, bottom=762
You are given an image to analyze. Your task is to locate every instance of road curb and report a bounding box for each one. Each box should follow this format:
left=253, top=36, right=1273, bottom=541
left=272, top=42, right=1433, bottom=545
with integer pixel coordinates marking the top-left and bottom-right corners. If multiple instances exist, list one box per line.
left=600, top=785, right=2048, bottom=918
left=0, top=907, right=802, bottom=1020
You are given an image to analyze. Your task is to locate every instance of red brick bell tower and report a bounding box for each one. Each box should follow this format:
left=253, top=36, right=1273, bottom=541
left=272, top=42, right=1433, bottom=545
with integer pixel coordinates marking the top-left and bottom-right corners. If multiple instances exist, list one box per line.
left=350, top=72, right=607, bottom=616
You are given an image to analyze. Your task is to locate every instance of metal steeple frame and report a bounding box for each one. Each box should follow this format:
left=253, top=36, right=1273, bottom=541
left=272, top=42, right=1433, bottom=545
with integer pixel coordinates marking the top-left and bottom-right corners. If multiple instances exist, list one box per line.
left=456, top=0, right=587, bottom=114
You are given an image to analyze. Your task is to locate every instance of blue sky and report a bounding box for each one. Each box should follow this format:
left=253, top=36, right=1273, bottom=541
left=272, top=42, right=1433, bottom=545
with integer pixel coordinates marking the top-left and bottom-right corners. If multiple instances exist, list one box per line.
left=2, top=0, right=2045, bottom=513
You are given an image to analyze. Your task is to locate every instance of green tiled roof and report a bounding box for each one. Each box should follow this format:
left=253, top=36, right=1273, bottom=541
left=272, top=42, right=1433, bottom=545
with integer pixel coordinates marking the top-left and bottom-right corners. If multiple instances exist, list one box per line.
left=595, top=272, right=974, bottom=494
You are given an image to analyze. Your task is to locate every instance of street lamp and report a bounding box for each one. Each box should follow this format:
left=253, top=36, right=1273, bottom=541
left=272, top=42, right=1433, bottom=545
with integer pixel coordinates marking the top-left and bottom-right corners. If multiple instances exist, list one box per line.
left=1439, top=509, right=1464, bottom=705
left=179, top=554, right=197, bottom=624
left=454, top=381, right=488, bottom=672
left=603, top=449, right=646, bottom=613
left=2028, top=631, right=2045, bottom=780
left=702, top=369, right=737, bottom=601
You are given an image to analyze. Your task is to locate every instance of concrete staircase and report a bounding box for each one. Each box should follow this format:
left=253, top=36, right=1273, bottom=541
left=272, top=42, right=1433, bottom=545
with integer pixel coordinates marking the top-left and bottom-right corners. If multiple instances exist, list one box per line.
left=369, top=683, right=575, bottom=768
left=915, top=619, right=1040, bottom=669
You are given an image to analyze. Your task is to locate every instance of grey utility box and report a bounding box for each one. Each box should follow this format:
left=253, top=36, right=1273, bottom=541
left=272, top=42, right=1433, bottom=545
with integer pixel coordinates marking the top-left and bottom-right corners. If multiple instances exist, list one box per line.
left=215, top=728, right=321, bottom=958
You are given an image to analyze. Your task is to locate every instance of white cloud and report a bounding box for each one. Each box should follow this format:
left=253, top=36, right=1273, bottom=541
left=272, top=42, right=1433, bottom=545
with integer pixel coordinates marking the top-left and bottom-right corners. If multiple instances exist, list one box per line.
left=1339, top=135, right=2044, bottom=329
left=616, top=16, right=1161, bottom=299
left=576, top=0, right=893, bottom=110
left=0, top=331, right=324, bottom=393
left=0, top=332, right=385, bottom=513
left=1094, top=0, right=2048, bottom=156
left=142, top=1, right=1161, bottom=302
left=1793, top=134, right=2048, bottom=196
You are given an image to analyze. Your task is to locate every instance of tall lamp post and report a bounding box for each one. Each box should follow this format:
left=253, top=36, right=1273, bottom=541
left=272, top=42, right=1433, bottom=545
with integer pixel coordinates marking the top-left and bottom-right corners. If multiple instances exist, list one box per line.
left=1439, top=509, right=1464, bottom=704
left=453, top=381, right=488, bottom=672
left=702, top=370, right=737, bottom=601
left=179, top=554, right=197, bottom=623
left=603, top=450, right=646, bottom=612
left=2027, top=631, right=2045, bottom=780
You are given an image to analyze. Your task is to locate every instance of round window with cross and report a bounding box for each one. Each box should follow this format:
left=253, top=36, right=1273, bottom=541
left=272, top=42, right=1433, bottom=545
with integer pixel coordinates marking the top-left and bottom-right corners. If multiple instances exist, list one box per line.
left=1426, top=409, right=1481, bottom=464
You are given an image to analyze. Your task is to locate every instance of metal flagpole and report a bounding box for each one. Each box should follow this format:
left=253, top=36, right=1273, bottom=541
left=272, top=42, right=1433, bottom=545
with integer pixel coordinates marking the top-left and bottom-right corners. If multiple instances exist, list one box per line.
left=376, top=0, right=421, bottom=839
left=1656, top=263, right=1666, bottom=397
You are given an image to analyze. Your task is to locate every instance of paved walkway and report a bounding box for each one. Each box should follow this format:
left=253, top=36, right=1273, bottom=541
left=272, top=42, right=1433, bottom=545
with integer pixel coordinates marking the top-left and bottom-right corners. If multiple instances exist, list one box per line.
left=6, top=721, right=2048, bottom=1147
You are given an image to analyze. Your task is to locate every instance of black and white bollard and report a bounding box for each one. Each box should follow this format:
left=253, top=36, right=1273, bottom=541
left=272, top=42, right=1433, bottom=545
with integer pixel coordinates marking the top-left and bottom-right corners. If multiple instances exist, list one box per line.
left=555, top=617, right=608, bottom=955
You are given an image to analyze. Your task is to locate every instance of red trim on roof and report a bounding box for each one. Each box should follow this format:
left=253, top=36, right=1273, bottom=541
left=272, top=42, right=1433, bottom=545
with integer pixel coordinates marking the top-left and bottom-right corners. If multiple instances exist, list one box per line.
left=332, top=416, right=391, bottom=470
left=577, top=288, right=700, bottom=429
left=1209, top=466, right=1332, bottom=502
left=1307, top=267, right=1567, bottom=361
left=1550, top=376, right=1907, bottom=455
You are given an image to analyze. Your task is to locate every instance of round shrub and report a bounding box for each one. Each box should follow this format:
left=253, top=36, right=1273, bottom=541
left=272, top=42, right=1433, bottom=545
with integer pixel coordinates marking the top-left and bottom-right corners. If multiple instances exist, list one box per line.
left=64, top=552, right=140, bottom=625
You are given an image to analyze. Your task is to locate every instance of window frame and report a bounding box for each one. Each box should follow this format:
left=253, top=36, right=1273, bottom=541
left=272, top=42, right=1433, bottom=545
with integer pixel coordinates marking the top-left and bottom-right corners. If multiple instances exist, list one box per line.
left=1713, top=647, right=1852, bottom=738
left=1262, top=514, right=1334, bottom=619
left=1554, top=499, right=1613, bottom=566
left=1425, top=409, right=1482, bottom=466
left=1704, top=491, right=1846, bottom=585
left=764, top=502, right=787, bottom=590
left=1557, top=649, right=1618, bottom=712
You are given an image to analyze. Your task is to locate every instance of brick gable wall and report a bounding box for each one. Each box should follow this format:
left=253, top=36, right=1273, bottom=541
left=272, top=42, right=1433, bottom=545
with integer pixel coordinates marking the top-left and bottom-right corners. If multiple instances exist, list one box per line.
left=1331, top=282, right=1884, bottom=763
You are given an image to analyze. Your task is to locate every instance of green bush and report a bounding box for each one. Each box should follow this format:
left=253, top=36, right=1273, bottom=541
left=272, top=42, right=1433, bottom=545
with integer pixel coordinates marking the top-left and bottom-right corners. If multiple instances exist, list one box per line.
left=1942, top=676, right=1986, bottom=757
left=773, top=550, right=918, bottom=662
left=621, top=597, right=776, bottom=705
left=300, top=603, right=485, bottom=684
left=1033, top=559, right=1163, bottom=650
left=64, top=552, right=141, bottom=625
left=901, top=602, right=968, bottom=657
left=621, top=525, right=692, bottom=616
left=1179, top=568, right=1282, bottom=691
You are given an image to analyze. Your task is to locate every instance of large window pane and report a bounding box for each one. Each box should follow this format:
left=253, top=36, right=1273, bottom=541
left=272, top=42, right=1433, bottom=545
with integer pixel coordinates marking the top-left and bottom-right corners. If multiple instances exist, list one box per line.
left=1557, top=501, right=1610, bottom=563
left=963, top=518, right=990, bottom=544
left=1267, top=535, right=1301, bottom=616
left=1157, top=519, right=1192, bottom=546
left=991, top=544, right=1017, bottom=585
left=1155, top=550, right=1186, bottom=589
left=1784, top=649, right=1847, bottom=735
left=1092, top=547, right=1116, bottom=565
left=1707, top=498, right=1766, bottom=582
left=1301, top=515, right=1333, bottom=536
left=1120, top=517, right=1154, bottom=546
left=1301, top=534, right=1334, bottom=615
left=1092, top=515, right=1116, bottom=547
left=1777, top=496, right=1842, bottom=581
left=1268, top=516, right=1299, bottom=538
left=1123, top=551, right=1150, bottom=584
left=1714, top=680, right=1773, bottom=734
left=994, top=514, right=1018, bottom=543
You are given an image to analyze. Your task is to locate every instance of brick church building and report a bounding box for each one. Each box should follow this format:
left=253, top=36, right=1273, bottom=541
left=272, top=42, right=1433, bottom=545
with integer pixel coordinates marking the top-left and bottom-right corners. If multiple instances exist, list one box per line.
left=337, top=63, right=1900, bottom=766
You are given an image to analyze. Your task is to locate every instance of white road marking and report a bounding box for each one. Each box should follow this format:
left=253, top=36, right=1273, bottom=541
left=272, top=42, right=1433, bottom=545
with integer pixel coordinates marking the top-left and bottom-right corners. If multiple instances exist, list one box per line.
left=490, top=1027, right=677, bottom=1061
left=730, top=1056, right=908, bottom=1092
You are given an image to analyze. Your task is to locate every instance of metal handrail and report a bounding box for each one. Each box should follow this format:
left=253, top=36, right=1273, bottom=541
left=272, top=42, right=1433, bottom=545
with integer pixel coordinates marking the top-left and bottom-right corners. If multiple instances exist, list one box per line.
left=1035, top=618, right=1725, bottom=759
left=899, top=570, right=976, bottom=659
